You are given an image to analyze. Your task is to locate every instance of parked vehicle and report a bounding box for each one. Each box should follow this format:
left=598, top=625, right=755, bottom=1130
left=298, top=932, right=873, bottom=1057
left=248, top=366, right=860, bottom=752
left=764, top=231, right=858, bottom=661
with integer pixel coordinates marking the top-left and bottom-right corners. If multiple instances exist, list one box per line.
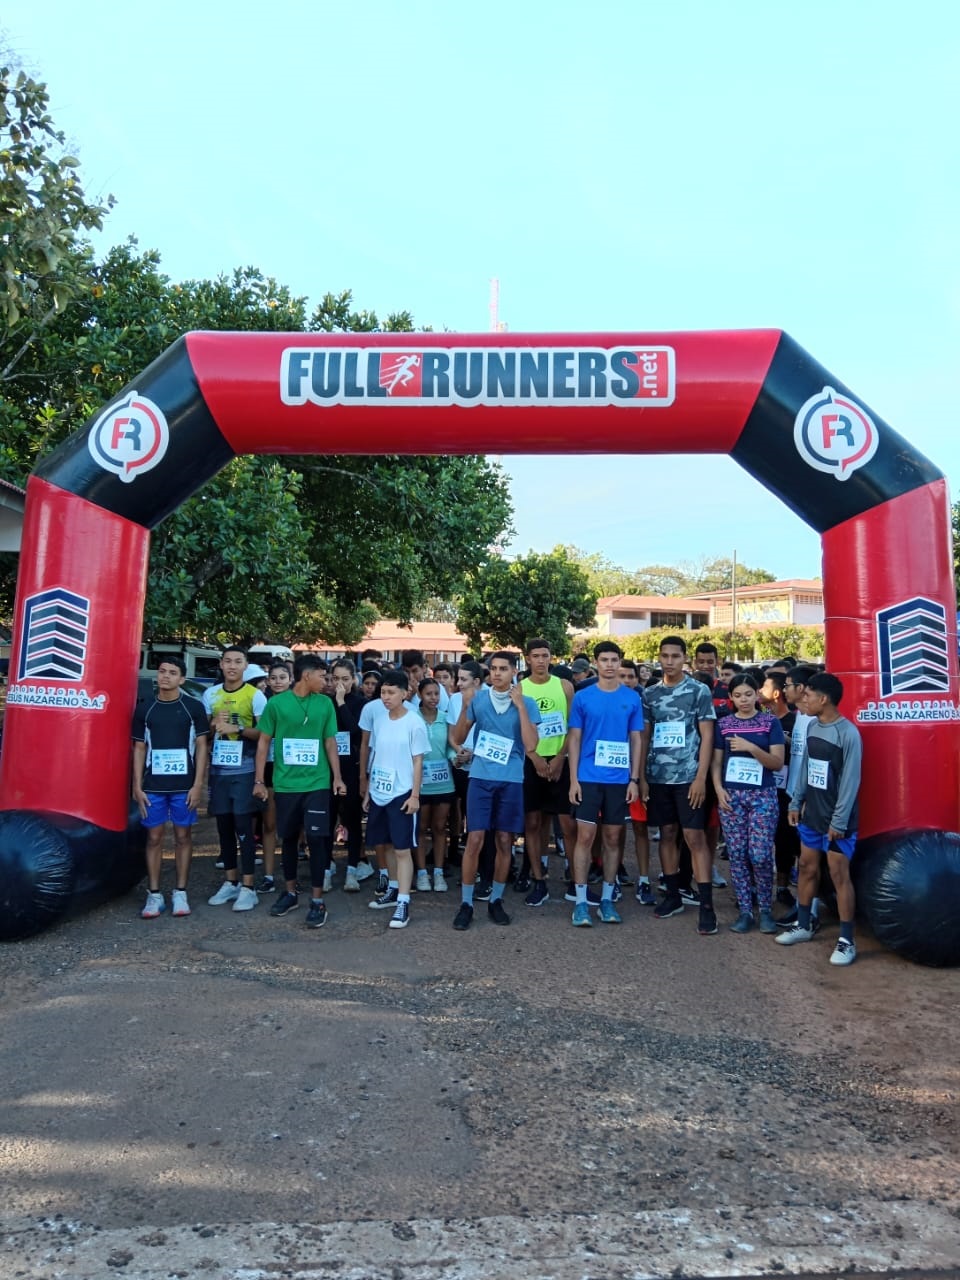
left=138, top=643, right=223, bottom=686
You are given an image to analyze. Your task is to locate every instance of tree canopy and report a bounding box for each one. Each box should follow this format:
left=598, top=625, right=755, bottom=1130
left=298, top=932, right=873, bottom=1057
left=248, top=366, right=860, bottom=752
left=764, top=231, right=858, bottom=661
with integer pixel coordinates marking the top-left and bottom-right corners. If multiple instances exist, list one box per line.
left=557, top=545, right=777, bottom=598
left=456, top=548, right=597, bottom=656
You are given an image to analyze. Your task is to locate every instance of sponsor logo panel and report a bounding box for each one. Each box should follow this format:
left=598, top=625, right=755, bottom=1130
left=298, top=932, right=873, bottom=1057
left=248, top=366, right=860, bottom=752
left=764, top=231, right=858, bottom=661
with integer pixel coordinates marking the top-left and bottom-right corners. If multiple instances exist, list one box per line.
left=857, top=595, right=957, bottom=724
left=11, top=587, right=107, bottom=710
left=794, top=385, right=878, bottom=480
left=87, top=391, right=170, bottom=483
left=280, top=346, right=676, bottom=408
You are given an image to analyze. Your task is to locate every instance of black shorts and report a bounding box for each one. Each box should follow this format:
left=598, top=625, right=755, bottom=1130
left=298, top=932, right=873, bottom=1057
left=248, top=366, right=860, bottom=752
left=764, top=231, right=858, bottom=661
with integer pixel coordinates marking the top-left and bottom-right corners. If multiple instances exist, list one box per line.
left=274, top=789, right=331, bottom=843
left=523, top=756, right=571, bottom=814
left=209, top=773, right=263, bottom=816
left=646, top=782, right=707, bottom=832
left=573, top=780, right=628, bottom=826
left=366, top=791, right=418, bottom=850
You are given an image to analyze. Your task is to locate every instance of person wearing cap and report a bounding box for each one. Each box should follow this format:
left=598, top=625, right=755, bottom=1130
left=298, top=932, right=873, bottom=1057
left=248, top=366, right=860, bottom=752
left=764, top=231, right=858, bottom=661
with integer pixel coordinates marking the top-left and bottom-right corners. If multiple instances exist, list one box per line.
left=570, top=656, right=598, bottom=689
left=202, top=646, right=267, bottom=913
left=244, top=663, right=269, bottom=692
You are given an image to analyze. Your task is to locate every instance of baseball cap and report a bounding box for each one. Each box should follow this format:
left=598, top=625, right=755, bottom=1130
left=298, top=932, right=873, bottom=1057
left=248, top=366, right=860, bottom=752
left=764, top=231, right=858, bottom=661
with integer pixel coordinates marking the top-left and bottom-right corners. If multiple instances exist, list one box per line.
left=571, top=657, right=593, bottom=674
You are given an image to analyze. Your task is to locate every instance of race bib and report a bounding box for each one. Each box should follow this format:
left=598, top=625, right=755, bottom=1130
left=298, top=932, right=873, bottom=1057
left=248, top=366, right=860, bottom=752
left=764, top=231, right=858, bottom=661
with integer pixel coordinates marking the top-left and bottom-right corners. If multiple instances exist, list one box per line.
left=371, top=765, right=397, bottom=795
left=335, top=731, right=351, bottom=757
left=595, top=739, right=629, bottom=769
left=726, top=756, right=763, bottom=786
left=774, top=765, right=788, bottom=790
left=474, top=730, right=512, bottom=766
left=807, top=758, right=829, bottom=790
left=283, top=738, right=320, bottom=767
left=653, top=721, right=686, bottom=749
left=212, top=738, right=243, bottom=768
left=423, top=758, right=452, bottom=787
left=151, top=748, right=187, bottom=776
left=537, top=711, right=565, bottom=741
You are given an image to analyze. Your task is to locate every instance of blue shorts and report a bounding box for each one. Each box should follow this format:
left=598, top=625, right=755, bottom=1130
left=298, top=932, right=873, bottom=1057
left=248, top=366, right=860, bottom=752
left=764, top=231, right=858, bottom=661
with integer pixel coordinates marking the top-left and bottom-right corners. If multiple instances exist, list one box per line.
left=366, top=791, right=418, bottom=850
left=798, top=822, right=857, bottom=859
left=143, top=792, right=197, bottom=829
left=466, top=778, right=525, bottom=836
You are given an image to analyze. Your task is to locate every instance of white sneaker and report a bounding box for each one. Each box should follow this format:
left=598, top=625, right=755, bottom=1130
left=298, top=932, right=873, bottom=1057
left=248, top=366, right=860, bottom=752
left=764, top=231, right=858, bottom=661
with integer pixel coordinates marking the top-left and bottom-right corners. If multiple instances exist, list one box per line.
left=232, top=886, right=258, bottom=912
left=415, top=869, right=432, bottom=892
left=830, top=938, right=857, bottom=966
left=433, top=870, right=448, bottom=892
left=775, top=923, right=815, bottom=945
left=323, top=869, right=334, bottom=893
left=208, top=881, right=241, bottom=905
left=344, top=868, right=360, bottom=892
left=354, top=860, right=376, bottom=882
left=141, top=891, right=165, bottom=919
left=171, top=889, right=190, bottom=917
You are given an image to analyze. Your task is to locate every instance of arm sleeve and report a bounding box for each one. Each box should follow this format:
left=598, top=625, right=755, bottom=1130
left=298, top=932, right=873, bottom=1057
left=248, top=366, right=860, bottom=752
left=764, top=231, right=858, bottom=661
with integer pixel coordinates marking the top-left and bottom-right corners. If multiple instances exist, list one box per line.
left=831, top=721, right=863, bottom=832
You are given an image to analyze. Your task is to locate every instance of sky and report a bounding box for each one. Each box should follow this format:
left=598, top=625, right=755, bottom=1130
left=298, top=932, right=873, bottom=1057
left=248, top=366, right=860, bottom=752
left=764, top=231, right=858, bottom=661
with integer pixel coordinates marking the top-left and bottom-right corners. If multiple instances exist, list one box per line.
left=4, top=1, right=959, bottom=582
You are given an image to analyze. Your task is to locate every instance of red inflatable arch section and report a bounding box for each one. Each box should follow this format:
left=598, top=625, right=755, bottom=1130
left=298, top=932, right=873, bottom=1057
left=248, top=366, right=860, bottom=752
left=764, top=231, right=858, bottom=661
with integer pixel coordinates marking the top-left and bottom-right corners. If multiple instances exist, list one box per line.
left=1, top=329, right=959, bottom=961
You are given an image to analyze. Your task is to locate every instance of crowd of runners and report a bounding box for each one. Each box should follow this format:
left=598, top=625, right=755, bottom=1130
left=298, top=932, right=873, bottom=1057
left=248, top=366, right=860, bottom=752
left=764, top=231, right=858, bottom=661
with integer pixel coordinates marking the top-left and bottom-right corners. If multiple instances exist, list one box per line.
left=131, top=637, right=863, bottom=966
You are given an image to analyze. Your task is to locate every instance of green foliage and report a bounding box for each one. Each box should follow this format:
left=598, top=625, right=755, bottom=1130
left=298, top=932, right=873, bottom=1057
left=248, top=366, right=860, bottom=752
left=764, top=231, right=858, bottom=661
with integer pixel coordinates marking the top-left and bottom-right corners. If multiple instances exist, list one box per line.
left=575, top=624, right=825, bottom=663
left=558, top=545, right=776, bottom=598
left=457, top=549, right=597, bottom=656
left=0, top=64, right=112, bottom=336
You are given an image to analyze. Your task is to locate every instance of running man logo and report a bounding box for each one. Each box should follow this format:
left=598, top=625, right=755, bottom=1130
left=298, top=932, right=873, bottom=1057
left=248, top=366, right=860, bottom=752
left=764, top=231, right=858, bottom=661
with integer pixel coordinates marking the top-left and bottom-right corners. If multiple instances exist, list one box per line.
left=17, top=588, right=90, bottom=681
left=87, top=391, right=170, bottom=483
left=877, top=597, right=951, bottom=698
left=793, top=385, right=878, bottom=481
left=280, top=346, right=676, bottom=407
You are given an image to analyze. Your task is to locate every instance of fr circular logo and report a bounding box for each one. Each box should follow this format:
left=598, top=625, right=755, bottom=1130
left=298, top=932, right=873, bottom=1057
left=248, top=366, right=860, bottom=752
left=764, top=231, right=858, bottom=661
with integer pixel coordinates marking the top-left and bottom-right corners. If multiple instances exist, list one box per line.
left=87, top=392, right=169, bottom=484
left=793, top=386, right=878, bottom=482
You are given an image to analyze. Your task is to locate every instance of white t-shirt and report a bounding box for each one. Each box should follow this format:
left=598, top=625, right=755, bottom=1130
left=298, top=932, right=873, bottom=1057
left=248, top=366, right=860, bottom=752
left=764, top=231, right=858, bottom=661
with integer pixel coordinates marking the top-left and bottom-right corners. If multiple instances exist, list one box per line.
left=446, top=691, right=476, bottom=767
left=368, top=708, right=430, bottom=806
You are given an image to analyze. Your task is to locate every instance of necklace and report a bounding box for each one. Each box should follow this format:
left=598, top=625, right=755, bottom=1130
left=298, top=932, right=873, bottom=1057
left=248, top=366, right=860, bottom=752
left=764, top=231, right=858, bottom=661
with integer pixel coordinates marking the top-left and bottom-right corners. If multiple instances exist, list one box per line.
left=293, top=692, right=313, bottom=725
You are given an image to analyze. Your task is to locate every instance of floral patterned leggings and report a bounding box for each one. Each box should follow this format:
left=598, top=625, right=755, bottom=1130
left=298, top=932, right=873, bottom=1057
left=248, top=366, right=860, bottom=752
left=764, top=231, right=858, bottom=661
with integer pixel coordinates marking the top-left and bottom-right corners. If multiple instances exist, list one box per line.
left=718, top=787, right=779, bottom=912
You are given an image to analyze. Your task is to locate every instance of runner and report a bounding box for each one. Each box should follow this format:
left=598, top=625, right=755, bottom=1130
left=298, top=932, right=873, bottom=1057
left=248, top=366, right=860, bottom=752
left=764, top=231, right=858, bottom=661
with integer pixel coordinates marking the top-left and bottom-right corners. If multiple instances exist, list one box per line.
left=566, top=642, right=644, bottom=926
left=363, top=670, right=429, bottom=930
left=255, top=660, right=292, bottom=895
left=712, top=673, right=785, bottom=934
left=414, top=677, right=455, bottom=892
left=253, top=653, right=346, bottom=929
left=641, top=635, right=718, bottom=935
left=520, top=638, right=575, bottom=908
left=132, top=658, right=210, bottom=918
left=203, top=646, right=267, bottom=913
left=331, top=659, right=374, bottom=892
left=779, top=673, right=863, bottom=965
left=449, top=652, right=540, bottom=931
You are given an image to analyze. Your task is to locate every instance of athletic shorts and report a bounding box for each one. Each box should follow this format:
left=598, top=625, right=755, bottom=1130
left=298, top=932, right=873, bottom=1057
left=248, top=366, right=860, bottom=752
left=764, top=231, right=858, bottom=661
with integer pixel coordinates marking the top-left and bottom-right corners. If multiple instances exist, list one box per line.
left=420, top=790, right=456, bottom=807
left=797, top=822, right=858, bottom=860
left=366, top=791, right=418, bottom=850
left=523, top=756, right=571, bottom=814
left=275, top=789, right=331, bottom=844
left=646, top=782, right=707, bottom=832
left=574, top=781, right=628, bottom=826
left=628, top=798, right=648, bottom=823
left=142, top=791, right=197, bottom=829
left=209, top=773, right=264, bottom=816
left=466, top=777, right=525, bottom=836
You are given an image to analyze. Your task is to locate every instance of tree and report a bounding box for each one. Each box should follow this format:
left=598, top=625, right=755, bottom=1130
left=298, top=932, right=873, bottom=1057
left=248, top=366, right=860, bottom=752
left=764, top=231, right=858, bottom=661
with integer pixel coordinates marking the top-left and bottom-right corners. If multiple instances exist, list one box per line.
left=554, top=545, right=640, bottom=597
left=456, top=549, right=597, bottom=655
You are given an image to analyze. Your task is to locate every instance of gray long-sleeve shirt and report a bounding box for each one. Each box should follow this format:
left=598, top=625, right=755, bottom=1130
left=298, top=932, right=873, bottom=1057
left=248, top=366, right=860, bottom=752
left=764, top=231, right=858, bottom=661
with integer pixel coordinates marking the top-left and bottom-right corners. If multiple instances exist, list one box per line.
left=789, top=715, right=862, bottom=835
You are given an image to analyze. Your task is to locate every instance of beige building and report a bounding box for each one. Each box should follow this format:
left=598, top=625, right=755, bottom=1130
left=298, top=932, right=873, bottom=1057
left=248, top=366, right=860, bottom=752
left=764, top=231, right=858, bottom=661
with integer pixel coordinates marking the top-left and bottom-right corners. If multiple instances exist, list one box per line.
left=593, top=595, right=711, bottom=635
left=591, top=580, right=824, bottom=635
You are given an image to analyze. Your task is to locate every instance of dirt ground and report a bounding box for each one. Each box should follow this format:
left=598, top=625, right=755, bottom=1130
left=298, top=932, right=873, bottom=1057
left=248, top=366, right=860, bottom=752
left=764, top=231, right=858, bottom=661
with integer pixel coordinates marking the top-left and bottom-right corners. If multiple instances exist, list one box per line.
left=0, top=821, right=958, bottom=1279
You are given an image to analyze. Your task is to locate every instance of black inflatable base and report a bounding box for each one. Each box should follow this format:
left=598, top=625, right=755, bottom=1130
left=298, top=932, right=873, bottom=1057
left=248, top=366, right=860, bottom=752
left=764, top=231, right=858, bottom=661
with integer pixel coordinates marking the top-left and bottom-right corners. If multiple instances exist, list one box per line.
left=0, top=808, right=146, bottom=941
left=855, top=829, right=960, bottom=967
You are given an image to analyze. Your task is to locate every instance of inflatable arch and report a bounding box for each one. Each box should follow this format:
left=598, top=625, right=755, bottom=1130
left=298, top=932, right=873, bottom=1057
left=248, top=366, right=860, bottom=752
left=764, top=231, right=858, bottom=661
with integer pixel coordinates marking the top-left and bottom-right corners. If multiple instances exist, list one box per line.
left=1, top=329, right=959, bottom=962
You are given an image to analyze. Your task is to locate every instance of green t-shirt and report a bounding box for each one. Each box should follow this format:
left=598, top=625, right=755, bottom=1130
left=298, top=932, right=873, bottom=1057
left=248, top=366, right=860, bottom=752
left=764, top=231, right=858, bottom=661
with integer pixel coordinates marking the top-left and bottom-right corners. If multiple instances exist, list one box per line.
left=256, top=689, right=337, bottom=793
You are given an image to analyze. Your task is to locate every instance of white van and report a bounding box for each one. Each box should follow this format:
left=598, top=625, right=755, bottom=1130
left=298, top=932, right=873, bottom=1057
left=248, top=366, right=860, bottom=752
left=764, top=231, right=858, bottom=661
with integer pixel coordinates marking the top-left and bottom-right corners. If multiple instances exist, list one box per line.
left=139, top=643, right=223, bottom=686
left=246, top=643, right=294, bottom=670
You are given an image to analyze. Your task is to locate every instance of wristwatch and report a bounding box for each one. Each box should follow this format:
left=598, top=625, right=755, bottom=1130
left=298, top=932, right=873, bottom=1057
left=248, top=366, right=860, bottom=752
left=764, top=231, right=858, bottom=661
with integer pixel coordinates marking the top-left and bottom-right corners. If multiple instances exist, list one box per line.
left=630, top=777, right=640, bottom=783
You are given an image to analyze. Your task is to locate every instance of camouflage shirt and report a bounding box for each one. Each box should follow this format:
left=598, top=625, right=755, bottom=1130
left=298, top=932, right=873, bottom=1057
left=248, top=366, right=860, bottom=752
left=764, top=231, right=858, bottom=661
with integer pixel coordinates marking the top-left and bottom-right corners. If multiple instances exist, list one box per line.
left=642, top=676, right=716, bottom=786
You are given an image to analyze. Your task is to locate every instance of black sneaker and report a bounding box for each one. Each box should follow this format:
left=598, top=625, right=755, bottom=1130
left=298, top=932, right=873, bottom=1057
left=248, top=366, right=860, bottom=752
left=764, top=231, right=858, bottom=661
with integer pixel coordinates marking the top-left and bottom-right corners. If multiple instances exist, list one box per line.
left=587, top=865, right=603, bottom=884
left=474, top=881, right=493, bottom=902
left=698, top=905, right=719, bottom=935
left=616, top=865, right=634, bottom=887
left=525, top=879, right=549, bottom=907
left=270, top=891, right=300, bottom=917
left=679, top=885, right=701, bottom=906
left=776, top=907, right=799, bottom=927
left=488, top=899, right=511, bottom=926
left=255, top=875, right=275, bottom=894
left=564, top=882, right=601, bottom=904
left=776, top=887, right=797, bottom=908
left=453, top=903, right=474, bottom=931
left=653, top=893, right=684, bottom=919
left=305, top=900, right=327, bottom=928
left=369, top=887, right=399, bottom=910
left=513, top=874, right=531, bottom=893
